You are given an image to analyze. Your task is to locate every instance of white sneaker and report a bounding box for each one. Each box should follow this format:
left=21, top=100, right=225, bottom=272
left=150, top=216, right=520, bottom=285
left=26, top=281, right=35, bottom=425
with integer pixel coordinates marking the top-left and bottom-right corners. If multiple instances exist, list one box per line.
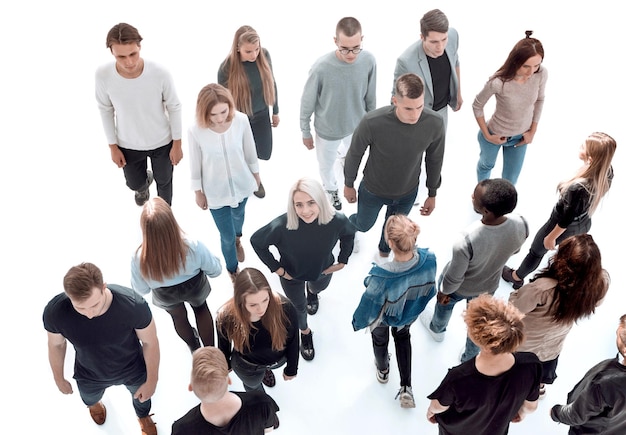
left=396, top=386, right=416, bottom=408
left=419, top=308, right=445, bottom=342
left=352, top=233, right=360, bottom=253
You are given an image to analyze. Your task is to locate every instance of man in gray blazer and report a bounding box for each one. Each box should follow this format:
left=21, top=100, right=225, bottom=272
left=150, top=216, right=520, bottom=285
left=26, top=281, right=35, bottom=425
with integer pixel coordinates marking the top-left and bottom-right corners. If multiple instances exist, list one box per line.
left=393, top=9, right=462, bottom=129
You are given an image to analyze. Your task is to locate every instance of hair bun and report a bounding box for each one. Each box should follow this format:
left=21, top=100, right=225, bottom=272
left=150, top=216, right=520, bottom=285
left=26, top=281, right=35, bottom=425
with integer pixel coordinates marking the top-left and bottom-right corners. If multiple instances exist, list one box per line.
left=525, top=30, right=533, bottom=38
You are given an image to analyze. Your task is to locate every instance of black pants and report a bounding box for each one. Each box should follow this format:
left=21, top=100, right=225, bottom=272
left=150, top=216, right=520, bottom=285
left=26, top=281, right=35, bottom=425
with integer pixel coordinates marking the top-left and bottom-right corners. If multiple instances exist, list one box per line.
left=372, top=324, right=412, bottom=387
left=120, top=141, right=174, bottom=204
left=249, top=109, right=273, bottom=160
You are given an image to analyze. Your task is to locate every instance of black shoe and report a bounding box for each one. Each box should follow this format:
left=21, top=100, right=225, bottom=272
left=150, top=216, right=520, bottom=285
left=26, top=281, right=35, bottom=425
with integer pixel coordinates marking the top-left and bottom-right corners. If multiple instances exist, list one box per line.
left=306, top=285, right=319, bottom=315
left=502, top=266, right=524, bottom=289
left=254, top=183, right=266, bottom=198
left=262, top=369, right=276, bottom=388
left=135, top=170, right=154, bottom=206
left=300, top=331, right=315, bottom=361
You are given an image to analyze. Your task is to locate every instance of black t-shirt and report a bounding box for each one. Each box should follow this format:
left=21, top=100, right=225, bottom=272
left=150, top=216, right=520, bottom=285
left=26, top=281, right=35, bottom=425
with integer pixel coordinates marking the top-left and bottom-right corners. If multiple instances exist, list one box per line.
left=427, top=52, right=452, bottom=111
left=43, top=284, right=152, bottom=382
left=428, top=352, right=542, bottom=435
left=171, top=391, right=279, bottom=435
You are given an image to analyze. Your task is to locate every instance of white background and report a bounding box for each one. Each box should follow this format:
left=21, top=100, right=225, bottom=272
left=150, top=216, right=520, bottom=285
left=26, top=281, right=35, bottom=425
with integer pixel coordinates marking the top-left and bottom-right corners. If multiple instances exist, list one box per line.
left=1, top=0, right=623, bottom=433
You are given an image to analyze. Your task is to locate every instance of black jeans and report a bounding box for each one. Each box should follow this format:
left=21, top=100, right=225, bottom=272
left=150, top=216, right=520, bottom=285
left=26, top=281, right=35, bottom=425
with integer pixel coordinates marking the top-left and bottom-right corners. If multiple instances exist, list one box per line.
left=371, top=324, right=412, bottom=387
left=249, top=109, right=273, bottom=160
left=121, top=141, right=174, bottom=205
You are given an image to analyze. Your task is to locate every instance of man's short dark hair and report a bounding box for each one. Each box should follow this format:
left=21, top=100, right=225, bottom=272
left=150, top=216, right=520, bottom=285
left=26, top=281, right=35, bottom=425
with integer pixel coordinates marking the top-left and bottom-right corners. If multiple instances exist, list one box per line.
left=394, top=73, right=424, bottom=99
left=106, top=23, right=143, bottom=49
left=420, top=9, right=449, bottom=37
left=478, top=178, right=517, bottom=217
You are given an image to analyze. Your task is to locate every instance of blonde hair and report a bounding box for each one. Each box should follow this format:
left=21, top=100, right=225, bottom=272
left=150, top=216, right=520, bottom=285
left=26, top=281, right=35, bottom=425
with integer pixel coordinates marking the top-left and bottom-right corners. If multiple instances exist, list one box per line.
left=384, top=214, right=420, bottom=254
left=464, top=295, right=525, bottom=354
left=196, top=83, right=236, bottom=129
left=190, top=347, right=229, bottom=403
left=558, top=132, right=616, bottom=215
left=286, top=177, right=335, bottom=230
left=220, top=25, right=276, bottom=115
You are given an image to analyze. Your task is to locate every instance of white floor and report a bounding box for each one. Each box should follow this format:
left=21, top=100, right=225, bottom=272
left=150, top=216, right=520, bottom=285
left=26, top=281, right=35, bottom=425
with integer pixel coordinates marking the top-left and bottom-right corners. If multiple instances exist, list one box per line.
left=3, top=1, right=624, bottom=433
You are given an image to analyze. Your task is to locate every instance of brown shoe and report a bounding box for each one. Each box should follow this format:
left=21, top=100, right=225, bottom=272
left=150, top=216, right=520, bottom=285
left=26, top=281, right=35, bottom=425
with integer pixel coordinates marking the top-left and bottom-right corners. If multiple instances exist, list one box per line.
left=235, top=237, right=245, bottom=262
left=88, top=401, right=106, bottom=425
left=138, top=414, right=157, bottom=435
left=229, top=268, right=239, bottom=285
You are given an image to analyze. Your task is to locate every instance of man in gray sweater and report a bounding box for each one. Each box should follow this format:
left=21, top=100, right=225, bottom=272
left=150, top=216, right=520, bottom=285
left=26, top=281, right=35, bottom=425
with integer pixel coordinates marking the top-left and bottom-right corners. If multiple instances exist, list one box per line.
left=344, top=73, right=445, bottom=257
left=420, top=178, right=528, bottom=361
left=300, top=17, right=377, bottom=211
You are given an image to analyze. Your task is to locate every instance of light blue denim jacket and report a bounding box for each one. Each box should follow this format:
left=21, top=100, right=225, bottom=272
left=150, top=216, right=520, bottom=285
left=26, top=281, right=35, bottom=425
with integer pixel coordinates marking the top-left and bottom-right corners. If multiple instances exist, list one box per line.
left=352, top=247, right=437, bottom=330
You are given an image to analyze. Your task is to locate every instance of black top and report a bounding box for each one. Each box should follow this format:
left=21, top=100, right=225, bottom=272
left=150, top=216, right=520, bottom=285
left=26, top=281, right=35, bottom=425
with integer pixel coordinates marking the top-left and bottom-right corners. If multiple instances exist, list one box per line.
left=171, top=391, right=279, bottom=435
left=427, top=51, right=452, bottom=111
left=551, top=357, right=626, bottom=434
left=428, top=352, right=542, bottom=435
left=217, top=297, right=300, bottom=377
left=42, top=284, right=152, bottom=382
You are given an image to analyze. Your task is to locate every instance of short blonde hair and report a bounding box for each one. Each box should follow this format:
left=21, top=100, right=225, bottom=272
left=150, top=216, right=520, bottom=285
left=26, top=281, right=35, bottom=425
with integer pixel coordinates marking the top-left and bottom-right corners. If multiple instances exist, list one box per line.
left=286, top=177, right=335, bottom=230
left=190, top=347, right=229, bottom=403
left=196, top=83, right=236, bottom=129
left=384, top=214, right=420, bottom=253
left=465, top=294, right=525, bottom=355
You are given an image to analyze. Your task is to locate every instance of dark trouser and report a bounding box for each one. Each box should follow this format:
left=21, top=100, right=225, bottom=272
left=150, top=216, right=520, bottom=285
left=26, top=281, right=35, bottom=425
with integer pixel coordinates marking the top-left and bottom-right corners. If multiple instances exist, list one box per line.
left=231, top=352, right=286, bottom=392
left=249, top=109, right=273, bottom=160
left=120, top=141, right=174, bottom=205
left=279, top=273, right=332, bottom=330
left=372, top=325, right=412, bottom=387
left=76, top=371, right=150, bottom=418
left=516, top=211, right=591, bottom=279
left=540, top=356, right=560, bottom=384
left=349, top=183, right=418, bottom=254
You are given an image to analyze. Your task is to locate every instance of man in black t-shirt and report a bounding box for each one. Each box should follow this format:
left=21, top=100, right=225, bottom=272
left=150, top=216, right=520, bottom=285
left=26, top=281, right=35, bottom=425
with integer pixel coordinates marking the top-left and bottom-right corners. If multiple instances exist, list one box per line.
left=43, top=262, right=160, bottom=435
left=172, top=347, right=279, bottom=434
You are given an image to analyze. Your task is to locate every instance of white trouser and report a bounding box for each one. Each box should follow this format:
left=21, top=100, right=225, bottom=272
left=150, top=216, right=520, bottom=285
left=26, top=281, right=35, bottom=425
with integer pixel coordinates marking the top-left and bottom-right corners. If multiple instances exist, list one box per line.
left=315, top=134, right=352, bottom=191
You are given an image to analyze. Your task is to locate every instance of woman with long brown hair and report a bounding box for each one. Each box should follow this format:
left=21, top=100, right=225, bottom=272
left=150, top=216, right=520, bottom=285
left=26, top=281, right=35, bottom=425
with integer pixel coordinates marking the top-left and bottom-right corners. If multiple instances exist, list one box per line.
left=219, top=25, right=279, bottom=198
left=131, top=197, right=222, bottom=352
left=509, top=234, right=610, bottom=395
left=216, top=268, right=299, bottom=392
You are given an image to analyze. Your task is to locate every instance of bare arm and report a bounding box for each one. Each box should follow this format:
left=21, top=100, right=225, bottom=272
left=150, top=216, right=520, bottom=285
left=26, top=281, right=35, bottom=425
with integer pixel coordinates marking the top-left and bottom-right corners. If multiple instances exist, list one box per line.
left=454, top=66, right=463, bottom=111
left=543, top=223, right=565, bottom=250
left=427, top=399, right=450, bottom=423
left=47, top=332, right=73, bottom=394
left=134, top=319, right=160, bottom=403
left=512, top=400, right=538, bottom=423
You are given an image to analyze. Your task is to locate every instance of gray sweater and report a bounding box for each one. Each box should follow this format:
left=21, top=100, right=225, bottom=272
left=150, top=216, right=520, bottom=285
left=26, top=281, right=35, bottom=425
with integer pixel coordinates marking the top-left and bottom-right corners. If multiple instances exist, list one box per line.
left=440, top=214, right=528, bottom=297
left=344, top=106, right=445, bottom=199
left=300, top=50, right=376, bottom=140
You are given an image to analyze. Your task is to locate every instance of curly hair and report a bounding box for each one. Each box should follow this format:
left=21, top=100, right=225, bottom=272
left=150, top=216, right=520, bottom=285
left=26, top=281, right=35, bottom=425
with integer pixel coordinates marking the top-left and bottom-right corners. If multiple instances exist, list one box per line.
left=464, top=294, right=525, bottom=354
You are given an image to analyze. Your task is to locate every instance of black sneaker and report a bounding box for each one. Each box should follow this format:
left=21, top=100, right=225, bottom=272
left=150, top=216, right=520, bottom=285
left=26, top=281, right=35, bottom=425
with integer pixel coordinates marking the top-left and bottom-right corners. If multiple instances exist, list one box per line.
left=327, top=190, right=342, bottom=210
left=135, top=170, right=154, bottom=206
left=502, top=266, right=524, bottom=289
left=300, top=331, right=315, bottom=361
left=306, top=285, right=319, bottom=315
left=262, top=369, right=276, bottom=388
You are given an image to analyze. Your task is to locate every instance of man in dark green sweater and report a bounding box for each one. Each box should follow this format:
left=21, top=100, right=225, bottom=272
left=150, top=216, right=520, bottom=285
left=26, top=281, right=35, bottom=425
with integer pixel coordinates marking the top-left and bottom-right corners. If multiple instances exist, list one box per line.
left=344, top=73, right=445, bottom=257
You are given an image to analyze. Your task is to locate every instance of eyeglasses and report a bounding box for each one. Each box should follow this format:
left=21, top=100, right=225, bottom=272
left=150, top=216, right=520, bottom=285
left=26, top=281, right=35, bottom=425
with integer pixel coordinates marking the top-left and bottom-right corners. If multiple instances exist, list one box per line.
left=337, top=47, right=362, bottom=55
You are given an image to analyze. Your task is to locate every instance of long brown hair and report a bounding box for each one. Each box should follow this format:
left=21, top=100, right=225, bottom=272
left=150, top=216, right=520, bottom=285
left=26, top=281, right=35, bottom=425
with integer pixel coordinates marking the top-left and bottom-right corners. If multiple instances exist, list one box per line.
left=137, top=197, right=188, bottom=282
left=220, top=25, right=275, bottom=115
left=534, top=234, right=609, bottom=324
left=217, top=268, right=288, bottom=352
left=493, top=31, right=544, bottom=82
left=558, top=132, right=616, bottom=215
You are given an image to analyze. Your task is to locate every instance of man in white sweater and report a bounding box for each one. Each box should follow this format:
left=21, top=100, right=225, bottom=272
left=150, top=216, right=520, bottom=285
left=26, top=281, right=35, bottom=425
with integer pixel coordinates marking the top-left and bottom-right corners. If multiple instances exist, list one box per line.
left=96, top=23, right=182, bottom=206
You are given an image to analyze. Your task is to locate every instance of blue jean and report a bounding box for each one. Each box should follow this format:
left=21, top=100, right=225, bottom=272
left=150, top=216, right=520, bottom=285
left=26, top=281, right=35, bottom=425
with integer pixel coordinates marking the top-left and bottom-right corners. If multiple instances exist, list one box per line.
left=280, top=273, right=332, bottom=330
left=476, top=131, right=527, bottom=185
left=209, top=198, right=248, bottom=273
left=76, top=371, right=151, bottom=418
left=349, top=183, right=418, bottom=254
left=121, top=141, right=174, bottom=205
left=430, top=292, right=480, bottom=362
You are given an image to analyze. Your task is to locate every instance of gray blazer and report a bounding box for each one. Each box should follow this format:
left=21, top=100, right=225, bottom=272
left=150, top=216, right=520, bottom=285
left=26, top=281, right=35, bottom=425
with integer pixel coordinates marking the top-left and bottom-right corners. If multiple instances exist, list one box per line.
left=393, top=28, right=460, bottom=110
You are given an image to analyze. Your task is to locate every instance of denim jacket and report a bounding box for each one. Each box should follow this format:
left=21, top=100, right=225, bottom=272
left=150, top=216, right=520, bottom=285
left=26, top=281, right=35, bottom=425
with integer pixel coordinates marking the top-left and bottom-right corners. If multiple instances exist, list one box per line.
left=352, top=247, right=437, bottom=331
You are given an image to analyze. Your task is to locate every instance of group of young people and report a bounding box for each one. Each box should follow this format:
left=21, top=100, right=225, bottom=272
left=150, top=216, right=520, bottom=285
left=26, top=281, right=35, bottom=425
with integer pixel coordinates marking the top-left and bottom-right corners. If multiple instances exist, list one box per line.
left=41, top=9, right=622, bottom=435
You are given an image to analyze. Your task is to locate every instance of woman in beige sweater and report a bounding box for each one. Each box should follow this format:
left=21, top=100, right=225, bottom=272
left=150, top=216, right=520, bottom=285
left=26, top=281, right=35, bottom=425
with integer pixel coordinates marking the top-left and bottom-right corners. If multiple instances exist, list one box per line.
left=509, top=234, right=609, bottom=395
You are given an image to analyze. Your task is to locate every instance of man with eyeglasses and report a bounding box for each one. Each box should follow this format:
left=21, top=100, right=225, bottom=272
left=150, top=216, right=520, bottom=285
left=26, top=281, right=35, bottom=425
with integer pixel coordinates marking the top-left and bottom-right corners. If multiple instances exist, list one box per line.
left=393, top=9, right=462, bottom=129
left=550, top=314, right=626, bottom=434
left=300, top=16, right=377, bottom=212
